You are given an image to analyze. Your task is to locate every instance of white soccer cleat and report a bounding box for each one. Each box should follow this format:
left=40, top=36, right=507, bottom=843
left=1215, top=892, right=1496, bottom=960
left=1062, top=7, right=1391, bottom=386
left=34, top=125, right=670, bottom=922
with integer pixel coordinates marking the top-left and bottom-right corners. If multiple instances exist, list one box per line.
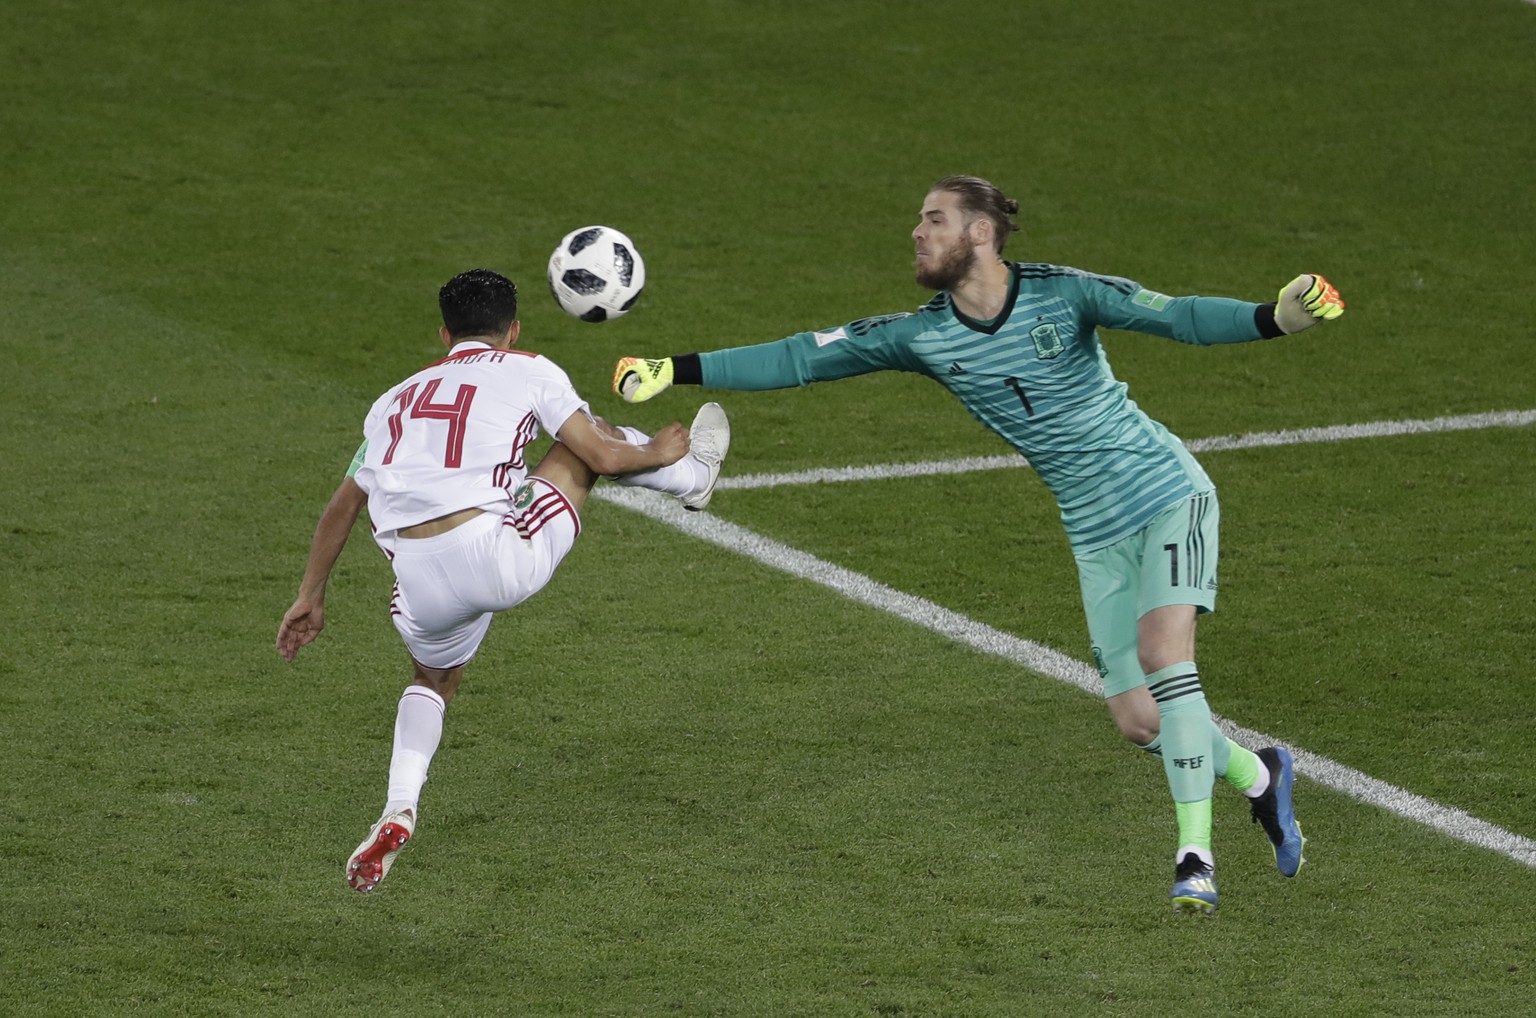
left=681, top=402, right=730, bottom=512
left=345, top=808, right=415, bottom=893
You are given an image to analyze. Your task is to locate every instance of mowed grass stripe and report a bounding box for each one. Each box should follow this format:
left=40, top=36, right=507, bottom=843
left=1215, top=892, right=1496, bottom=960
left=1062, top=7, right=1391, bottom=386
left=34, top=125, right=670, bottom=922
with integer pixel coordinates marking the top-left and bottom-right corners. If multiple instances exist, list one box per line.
left=593, top=485, right=1536, bottom=869
left=715, top=409, right=1536, bottom=491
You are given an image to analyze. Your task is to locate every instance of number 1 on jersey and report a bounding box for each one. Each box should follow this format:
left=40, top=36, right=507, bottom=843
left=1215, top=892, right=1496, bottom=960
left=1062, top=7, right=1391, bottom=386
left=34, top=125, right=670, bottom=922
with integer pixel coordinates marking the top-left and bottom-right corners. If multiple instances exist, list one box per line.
left=1004, top=376, right=1034, bottom=416
left=382, top=378, right=479, bottom=467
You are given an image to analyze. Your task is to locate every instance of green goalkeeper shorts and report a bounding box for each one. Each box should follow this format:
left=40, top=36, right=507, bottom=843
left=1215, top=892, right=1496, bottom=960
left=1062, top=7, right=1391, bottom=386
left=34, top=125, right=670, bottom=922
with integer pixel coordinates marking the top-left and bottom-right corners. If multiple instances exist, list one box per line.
left=1075, top=491, right=1220, bottom=698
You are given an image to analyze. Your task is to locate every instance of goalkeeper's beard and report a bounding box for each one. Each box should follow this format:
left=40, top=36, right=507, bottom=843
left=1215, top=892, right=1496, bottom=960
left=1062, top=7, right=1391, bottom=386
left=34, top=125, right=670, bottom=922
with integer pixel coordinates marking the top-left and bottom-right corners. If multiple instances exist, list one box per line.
left=915, top=237, right=977, bottom=291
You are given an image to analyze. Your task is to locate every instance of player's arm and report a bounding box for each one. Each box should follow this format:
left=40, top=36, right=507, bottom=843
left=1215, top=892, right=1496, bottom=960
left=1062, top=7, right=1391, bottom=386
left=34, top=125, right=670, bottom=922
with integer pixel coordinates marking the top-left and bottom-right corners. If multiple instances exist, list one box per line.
left=612, top=315, right=923, bottom=403
left=277, top=471, right=368, bottom=662
left=554, top=408, right=689, bottom=475
left=1075, top=270, right=1345, bottom=345
left=520, top=357, right=689, bottom=473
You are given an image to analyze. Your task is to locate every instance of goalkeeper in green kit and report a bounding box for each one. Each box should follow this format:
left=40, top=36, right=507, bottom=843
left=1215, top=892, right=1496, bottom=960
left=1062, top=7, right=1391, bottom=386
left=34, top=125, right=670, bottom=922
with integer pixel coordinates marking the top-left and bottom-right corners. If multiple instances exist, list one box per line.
left=612, top=175, right=1345, bottom=913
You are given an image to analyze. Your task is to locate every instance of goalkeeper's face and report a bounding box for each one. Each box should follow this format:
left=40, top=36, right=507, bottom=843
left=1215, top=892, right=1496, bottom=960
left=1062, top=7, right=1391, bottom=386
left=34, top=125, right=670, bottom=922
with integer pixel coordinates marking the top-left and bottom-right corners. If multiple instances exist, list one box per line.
left=913, top=190, right=978, bottom=291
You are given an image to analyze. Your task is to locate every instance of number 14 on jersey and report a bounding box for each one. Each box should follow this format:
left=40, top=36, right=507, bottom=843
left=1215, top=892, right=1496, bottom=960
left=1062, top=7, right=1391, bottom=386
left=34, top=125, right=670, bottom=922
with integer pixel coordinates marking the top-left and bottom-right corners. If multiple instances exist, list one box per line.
left=383, top=378, right=478, bottom=467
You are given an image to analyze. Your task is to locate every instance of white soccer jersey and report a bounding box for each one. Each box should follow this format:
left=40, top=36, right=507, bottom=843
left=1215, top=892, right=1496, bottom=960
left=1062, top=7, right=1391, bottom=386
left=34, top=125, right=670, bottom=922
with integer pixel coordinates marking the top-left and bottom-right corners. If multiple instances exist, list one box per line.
left=352, top=341, right=588, bottom=554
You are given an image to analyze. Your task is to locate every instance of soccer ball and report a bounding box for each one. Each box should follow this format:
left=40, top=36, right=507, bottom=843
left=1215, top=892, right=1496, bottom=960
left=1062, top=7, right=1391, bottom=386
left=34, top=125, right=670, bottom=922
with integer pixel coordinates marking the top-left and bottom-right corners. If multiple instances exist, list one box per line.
left=546, top=226, right=646, bottom=322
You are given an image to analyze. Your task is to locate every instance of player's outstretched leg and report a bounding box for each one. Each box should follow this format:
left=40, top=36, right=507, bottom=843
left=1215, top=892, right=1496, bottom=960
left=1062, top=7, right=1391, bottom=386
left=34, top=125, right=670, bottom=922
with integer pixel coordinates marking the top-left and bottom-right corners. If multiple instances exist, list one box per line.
left=603, top=403, right=731, bottom=511
left=1249, top=746, right=1306, bottom=876
left=1170, top=851, right=1219, bottom=914
left=346, top=808, right=416, bottom=893
left=681, top=402, right=730, bottom=511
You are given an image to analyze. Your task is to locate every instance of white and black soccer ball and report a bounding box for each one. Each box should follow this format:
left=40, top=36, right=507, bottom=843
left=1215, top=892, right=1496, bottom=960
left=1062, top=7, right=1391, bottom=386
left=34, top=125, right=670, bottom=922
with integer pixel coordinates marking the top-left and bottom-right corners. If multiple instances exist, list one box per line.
left=546, top=226, right=646, bottom=322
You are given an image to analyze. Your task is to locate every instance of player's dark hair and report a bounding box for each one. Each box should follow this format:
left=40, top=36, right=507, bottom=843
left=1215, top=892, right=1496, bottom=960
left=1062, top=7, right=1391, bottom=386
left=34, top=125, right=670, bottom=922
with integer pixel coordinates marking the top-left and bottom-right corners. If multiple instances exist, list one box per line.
left=931, top=175, right=1021, bottom=253
left=438, top=269, right=520, bottom=339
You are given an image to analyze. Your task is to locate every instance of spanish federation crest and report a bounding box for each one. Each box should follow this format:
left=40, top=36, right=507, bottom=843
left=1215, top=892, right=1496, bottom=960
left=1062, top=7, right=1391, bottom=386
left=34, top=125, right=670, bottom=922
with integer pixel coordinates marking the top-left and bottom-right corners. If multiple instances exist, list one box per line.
left=1031, top=322, right=1064, bottom=360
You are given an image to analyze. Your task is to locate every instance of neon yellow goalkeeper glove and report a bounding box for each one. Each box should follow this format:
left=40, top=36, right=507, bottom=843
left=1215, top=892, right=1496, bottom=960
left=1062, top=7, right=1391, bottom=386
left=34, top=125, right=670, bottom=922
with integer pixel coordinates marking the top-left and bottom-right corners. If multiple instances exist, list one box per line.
left=1275, top=274, right=1345, bottom=334
left=612, top=356, right=674, bottom=403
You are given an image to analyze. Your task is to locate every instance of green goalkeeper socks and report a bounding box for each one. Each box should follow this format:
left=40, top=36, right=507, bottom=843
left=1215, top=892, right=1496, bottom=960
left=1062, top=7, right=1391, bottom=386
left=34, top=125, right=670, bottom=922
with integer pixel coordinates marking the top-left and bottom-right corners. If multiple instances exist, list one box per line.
left=1144, top=724, right=1262, bottom=795
left=1176, top=799, right=1213, bottom=853
left=1143, top=727, right=1255, bottom=782
left=1222, top=741, right=1263, bottom=795
left=1139, top=663, right=1267, bottom=851
left=1147, top=662, right=1217, bottom=805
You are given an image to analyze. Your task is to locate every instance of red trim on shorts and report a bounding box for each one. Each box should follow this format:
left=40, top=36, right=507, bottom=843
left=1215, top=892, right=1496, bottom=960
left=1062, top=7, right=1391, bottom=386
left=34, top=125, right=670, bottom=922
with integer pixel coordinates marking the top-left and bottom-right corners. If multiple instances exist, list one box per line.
left=371, top=520, right=396, bottom=561
left=503, top=478, right=581, bottom=540
left=505, top=492, right=563, bottom=538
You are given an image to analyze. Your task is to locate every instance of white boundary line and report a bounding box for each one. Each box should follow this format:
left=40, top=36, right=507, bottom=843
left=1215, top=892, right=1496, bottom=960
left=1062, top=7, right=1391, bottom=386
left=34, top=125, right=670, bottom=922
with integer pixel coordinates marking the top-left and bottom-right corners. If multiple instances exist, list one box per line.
left=717, top=409, right=1536, bottom=492
left=594, top=410, right=1536, bottom=867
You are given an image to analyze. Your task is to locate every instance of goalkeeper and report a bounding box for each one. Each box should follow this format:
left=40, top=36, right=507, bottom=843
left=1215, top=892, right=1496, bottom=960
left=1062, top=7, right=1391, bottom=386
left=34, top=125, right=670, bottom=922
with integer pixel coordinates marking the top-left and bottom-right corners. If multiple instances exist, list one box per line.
left=612, top=175, right=1345, bottom=914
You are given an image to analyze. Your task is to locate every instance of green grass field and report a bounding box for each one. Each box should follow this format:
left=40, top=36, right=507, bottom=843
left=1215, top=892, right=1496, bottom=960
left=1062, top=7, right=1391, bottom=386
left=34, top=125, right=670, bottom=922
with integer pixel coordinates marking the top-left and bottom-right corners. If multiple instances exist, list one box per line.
left=3, top=1, right=1534, bottom=1015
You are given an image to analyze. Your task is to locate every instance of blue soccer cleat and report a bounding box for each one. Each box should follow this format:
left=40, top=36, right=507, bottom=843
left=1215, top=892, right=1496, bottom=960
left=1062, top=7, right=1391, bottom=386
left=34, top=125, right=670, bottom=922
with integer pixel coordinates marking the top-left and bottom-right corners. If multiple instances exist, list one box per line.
left=1251, top=746, right=1306, bottom=877
left=1170, top=852, right=1219, bottom=914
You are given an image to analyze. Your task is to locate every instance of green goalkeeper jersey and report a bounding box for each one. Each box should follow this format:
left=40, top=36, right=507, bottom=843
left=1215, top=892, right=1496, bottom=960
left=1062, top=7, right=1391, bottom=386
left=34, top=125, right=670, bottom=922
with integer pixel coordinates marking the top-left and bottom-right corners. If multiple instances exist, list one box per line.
left=699, top=262, right=1272, bottom=552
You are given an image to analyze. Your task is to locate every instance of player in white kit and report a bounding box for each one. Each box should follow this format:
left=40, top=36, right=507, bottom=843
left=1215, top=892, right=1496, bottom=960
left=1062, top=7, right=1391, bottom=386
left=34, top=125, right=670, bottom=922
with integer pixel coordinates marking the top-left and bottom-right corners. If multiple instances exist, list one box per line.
left=277, top=269, right=731, bottom=892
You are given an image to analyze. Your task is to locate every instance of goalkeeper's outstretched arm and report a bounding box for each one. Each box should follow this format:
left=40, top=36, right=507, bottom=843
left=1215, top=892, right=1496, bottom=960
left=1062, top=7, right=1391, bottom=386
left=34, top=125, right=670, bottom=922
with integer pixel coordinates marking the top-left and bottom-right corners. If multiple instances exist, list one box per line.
left=613, top=320, right=919, bottom=403
left=612, top=276, right=1343, bottom=404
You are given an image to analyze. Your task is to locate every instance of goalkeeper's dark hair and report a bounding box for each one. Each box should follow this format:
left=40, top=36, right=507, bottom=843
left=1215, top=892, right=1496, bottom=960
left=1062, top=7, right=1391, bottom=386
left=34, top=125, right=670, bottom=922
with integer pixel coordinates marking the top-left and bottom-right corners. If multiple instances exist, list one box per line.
left=439, top=269, right=520, bottom=339
left=931, top=175, right=1021, bottom=254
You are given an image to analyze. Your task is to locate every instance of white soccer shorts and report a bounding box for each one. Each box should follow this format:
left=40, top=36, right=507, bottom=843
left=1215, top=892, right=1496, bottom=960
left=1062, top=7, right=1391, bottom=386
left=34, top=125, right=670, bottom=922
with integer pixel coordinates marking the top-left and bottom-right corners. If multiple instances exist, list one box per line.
left=387, top=478, right=581, bottom=669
